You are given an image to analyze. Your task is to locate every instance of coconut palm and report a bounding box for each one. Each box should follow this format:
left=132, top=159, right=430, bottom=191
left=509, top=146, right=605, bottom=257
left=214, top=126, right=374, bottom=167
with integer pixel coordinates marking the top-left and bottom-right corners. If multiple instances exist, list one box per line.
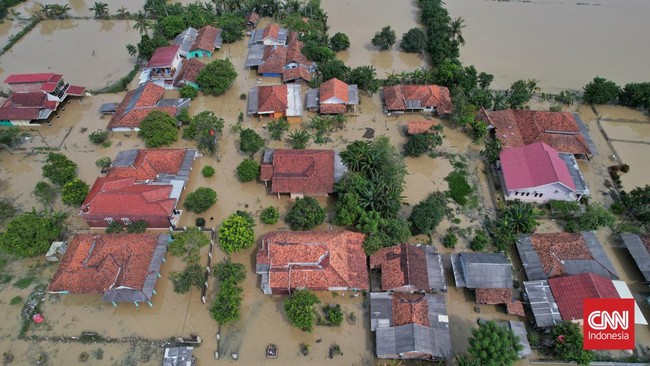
left=89, top=2, right=109, bottom=18
left=50, top=4, right=72, bottom=19
left=126, top=44, right=137, bottom=58
left=115, top=6, right=129, bottom=19
left=340, top=140, right=371, bottom=173
left=492, top=91, right=508, bottom=111
left=503, top=200, right=539, bottom=234
left=37, top=4, right=53, bottom=19
left=133, top=11, right=151, bottom=35
left=450, top=17, right=466, bottom=45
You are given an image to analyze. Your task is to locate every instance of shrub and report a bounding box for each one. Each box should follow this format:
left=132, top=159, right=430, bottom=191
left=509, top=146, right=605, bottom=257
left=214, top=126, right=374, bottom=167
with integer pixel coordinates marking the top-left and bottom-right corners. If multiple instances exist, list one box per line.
left=445, top=170, right=472, bottom=205
left=442, top=232, right=458, bottom=248
left=210, top=260, right=246, bottom=324
left=400, top=28, right=427, bottom=53
left=105, top=221, right=124, bottom=234
left=61, top=178, right=89, bottom=206
left=260, top=206, right=279, bottom=225
left=239, top=128, right=265, bottom=155
left=219, top=214, right=255, bottom=254
left=371, top=25, right=396, bottom=50
left=0, top=199, right=16, bottom=226
left=409, top=193, right=447, bottom=235
left=284, top=290, right=320, bottom=331
left=268, top=118, right=290, bottom=141
left=42, top=152, right=77, bottom=186
left=202, top=165, right=216, bottom=177
left=286, top=197, right=326, bottom=230
left=322, top=304, right=344, bottom=326
left=13, top=277, right=33, bottom=289
left=10, top=296, right=23, bottom=305
left=288, top=129, right=310, bottom=149
left=404, top=132, right=443, bottom=157
left=239, top=93, right=247, bottom=100
left=33, top=181, right=56, bottom=209
left=126, top=220, right=147, bottom=233
left=95, top=157, right=112, bottom=168
left=470, top=230, right=489, bottom=251
left=329, top=32, right=350, bottom=52
left=170, top=263, right=204, bottom=294
left=236, top=158, right=260, bottom=182
left=88, top=131, right=109, bottom=145
left=196, top=217, right=206, bottom=227
left=179, top=85, right=198, bottom=99
left=183, top=187, right=217, bottom=213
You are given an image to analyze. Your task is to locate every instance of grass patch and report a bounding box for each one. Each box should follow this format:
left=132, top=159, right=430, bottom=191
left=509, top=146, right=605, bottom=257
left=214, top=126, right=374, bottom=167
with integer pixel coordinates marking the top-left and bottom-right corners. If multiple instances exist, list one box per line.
left=444, top=170, right=472, bottom=205
left=10, top=296, right=23, bottom=305
left=91, top=64, right=139, bottom=94
left=13, top=276, right=33, bottom=289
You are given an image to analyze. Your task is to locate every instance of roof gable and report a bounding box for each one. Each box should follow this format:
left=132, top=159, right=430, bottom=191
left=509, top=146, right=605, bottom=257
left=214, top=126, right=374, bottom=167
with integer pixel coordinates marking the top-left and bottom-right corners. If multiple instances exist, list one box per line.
left=500, top=142, right=576, bottom=190
left=370, top=243, right=434, bottom=291
left=191, top=25, right=220, bottom=52
left=320, top=78, right=349, bottom=104
left=146, top=45, right=180, bottom=69
left=174, top=58, right=206, bottom=85
left=257, top=85, right=287, bottom=112
left=383, top=84, right=453, bottom=114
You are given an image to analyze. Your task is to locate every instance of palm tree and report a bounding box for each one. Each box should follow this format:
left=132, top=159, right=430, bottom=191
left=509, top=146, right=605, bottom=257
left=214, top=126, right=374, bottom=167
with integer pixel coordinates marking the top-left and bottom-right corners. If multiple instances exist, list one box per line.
left=340, top=140, right=371, bottom=173
left=89, top=2, right=109, bottom=18
left=126, top=44, right=137, bottom=58
left=492, top=91, right=508, bottom=111
left=503, top=200, right=539, bottom=234
left=115, top=6, right=129, bottom=19
left=50, top=4, right=72, bottom=19
left=133, top=11, right=150, bottom=35
left=37, top=4, right=53, bottom=19
left=449, top=17, right=466, bottom=46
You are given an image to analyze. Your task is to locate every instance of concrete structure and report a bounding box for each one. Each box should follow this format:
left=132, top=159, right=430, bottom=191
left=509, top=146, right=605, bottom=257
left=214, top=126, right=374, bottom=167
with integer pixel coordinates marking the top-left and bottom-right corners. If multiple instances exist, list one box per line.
left=143, top=45, right=183, bottom=89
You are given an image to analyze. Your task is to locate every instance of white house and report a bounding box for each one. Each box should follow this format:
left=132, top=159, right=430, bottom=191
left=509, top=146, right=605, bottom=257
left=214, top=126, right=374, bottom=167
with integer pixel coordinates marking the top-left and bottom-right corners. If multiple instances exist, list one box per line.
left=498, top=142, right=589, bottom=203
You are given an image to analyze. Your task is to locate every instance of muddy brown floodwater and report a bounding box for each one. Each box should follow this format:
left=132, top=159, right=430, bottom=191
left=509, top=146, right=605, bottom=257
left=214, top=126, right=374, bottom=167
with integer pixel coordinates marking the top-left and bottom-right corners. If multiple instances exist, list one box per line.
left=445, top=0, right=650, bottom=93
left=13, top=0, right=146, bottom=18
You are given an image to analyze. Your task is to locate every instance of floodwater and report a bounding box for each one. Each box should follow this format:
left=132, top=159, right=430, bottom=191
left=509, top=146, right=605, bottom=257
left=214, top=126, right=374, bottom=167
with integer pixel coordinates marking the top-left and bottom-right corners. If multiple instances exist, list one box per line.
left=445, top=0, right=650, bottom=92
left=13, top=0, right=146, bottom=18
left=0, top=19, right=140, bottom=90
left=322, top=0, right=428, bottom=77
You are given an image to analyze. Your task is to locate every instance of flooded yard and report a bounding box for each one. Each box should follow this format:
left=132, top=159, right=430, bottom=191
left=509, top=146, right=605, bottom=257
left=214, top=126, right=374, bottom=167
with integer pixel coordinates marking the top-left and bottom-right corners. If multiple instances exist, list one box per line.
left=445, top=0, right=650, bottom=92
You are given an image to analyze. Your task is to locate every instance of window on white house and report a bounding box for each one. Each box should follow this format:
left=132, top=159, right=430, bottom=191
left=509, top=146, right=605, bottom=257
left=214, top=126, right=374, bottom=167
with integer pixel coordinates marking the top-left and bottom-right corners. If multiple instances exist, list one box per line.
left=121, top=218, right=132, bottom=225
left=105, top=217, right=114, bottom=224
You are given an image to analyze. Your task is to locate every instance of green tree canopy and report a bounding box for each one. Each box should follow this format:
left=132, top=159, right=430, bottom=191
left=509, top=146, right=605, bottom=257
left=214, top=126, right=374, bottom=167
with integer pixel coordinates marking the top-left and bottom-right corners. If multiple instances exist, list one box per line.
left=236, top=158, right=260, bottom=182
left=618, top=185, right=650, bottom=222
left=197, top=59, right=238, bottom=96
left=400, top=28, right=427, bottom=53
left=409, top=192, right=447, bottom=235
left=217, top=13, right=245, bottom=43
left=61, top=178, right=89, bottom=206
left=33, top=181, right=57, bottom=209
left=284, top=290, right=320, bottom=331
left=0, top=210, right=66, bottom=257
left=583, top=76, right=620, bottom=104
left=507, top=79, right=538, bottom=109
left=156, top=15, right=185, bottom=39
left=138, top=110, right=178, bottom=147
left=202, top=165, right=216, bottom=177
left=571, top=203, right=616, bottom=232
left=219, top=214, right=255, bottom=254
left=239, top=128, right=265, bottom=155
left=467, top=320, right=522, bottom=366
left=329, top=32, right=350, bottom=52
left=183, top=187, right=217, bottom=213
left=260, top=206, right=279, bottom=225
left=170, top=263, right=204, bottom=293
left=619, top=82, right=650, bottom=110
left=0, top=126, right=25, bottom=148
left=319, top=59, right=350, bottom=83
left=169, top=227, right=210, bottom=264
left=42, top=152, right=77, bottom=186
left=404, top=128, right=444, bottom=157
left=285, top=197, right=326, bottom=230
left=349, top=65, right=380, bottom=95
left=0, top=199, right=16, bottom=227
left=301, top=41, right=336, bottom=64
left=552, top=321, right=594, bottom=365
left=502, top=200, right=540, bottom=234
left=179, top=85, right=199, bottom=99
left=211, top=259, right=246, bottom=324
left=480, top=138, right=502, bottom=165
left=182, top=111, right=225, bottom=154
left=371, top=25, right=396, bottom=50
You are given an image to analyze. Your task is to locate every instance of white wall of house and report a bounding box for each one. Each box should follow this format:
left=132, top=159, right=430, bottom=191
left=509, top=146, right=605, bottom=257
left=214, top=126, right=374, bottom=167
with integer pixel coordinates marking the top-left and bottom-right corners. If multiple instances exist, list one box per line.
left=504, top=182, right=577, bottom=203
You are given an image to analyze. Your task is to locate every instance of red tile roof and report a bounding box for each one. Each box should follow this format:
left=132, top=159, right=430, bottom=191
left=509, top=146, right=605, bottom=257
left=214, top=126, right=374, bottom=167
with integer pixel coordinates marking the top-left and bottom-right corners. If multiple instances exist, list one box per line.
left=4, top=73, right=62, bottom=84
left=257, top=230, right=368, bottom=291
left=4, top=92, right=47, bottom=107
left=107, top=83, right=177, bottom=129
left=258, top=46, right=288, bottom=74
left=500, top=142, right=575, bottom=191
left=319, top=103, right=346, bottom=114
left=383, top=84, right=453, bottom=114
left=285, top=39, right=310, bottom=65
left=282, top=67, right=312, bottom=83
left=146, top=45, right=180, bottom=69
left=81, top=177, right=176, bottom=217
left=0, top=92, right=56, bottom=120
left=261, top=149, right=335, bottom=195
left=405, top=120, right=440, bottom=135
left=320, top=78, right=349, bottom=104
left=370, top=243, right=429, bottom=291
left=480, top=109, right=591, bottom=155
left=475, top=288, right=513, bottom=305
left=529, top=232, right=594, bottom=278
left=392, top=292, right=430, bottom=327
left=263, top=24, right=280, bottom=40
left=174, top=58, right=206, bottom=86
left=549, top=273, right=619, bottom=321
left=507, top=300, right=526, bottom=317
left=246, top=11, right=259, bottom=24
left=48, top=233, right=163, bottom=295
left=257, top=85, right=288, bottom=113
left=66, top=85, right=86, bottom=96
left=108, top=149, right=187, bottom=181
left=191, top=25, right=220, bottom=52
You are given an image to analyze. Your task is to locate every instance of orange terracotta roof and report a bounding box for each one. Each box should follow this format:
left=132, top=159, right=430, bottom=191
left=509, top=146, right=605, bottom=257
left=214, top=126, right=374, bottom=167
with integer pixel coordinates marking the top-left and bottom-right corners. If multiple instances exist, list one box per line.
left=319, top=104, right=346, bottom=114
left=475, top=288, right=513, bottom=305
left=320, top=78, right=348, bottom=104
left=48, top=233, right=163, bottom=295
left=285, top=39, right=310, bottom=65
left=263, top=23, right=280, bottom=40
left=481, top=109, right=591, bottom=155
left=282, top=67, right=312, bottom=83
left=369, top=243, right=429, bottom=291
left=191, top=25, right=220, bottom=52
left=391, top=292, right=431, bottom=327
left=529, top=232, right=593, bottom=278
left=257, top=230, right=369, bottom=291
left=507, top=300, right=526, bottom=316
left=108, top=149, right=187, bottom=181
left=107, top=83, right=177, bottom=129
left=246, top=11, right=259, bottom=24
left=261, top=149, right=335, bottom=195
left=405, top=120, right=439, bottom=135
left=174, top=58, right=205, bottom=86
left=383, top=84, right=453, bottom=114
left=81, top=177, right=176, bottom=217
left=257, top=85, right=287, bottom=113
left=286, top=31, right=299, bottom=44
left=258, top=46, right=288, bottom=74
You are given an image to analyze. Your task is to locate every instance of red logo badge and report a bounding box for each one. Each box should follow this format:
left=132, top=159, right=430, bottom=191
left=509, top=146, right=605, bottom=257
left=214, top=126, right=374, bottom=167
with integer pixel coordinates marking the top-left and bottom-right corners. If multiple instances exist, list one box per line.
left=583, top=298, right=635, bottom=350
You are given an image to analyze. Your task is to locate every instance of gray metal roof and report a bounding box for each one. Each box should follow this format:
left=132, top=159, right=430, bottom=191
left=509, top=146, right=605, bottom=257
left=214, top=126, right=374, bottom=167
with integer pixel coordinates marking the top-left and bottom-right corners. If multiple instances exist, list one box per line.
left=174, top=27, right=198, bottom=57
left=163, top=346, right=193, bottom=366
left=453, top=253, right=512, bottom=289
left=559, top=153, right=590, bottom=195
left=102, top=234, right=169, bottom=303
left=406, top=99, right=422, bottom=109
left=306, top=88, right=319, bottom=110
left=425, top=247, right=447, bottom=291
left=247, top=86, right=259, bottom=115
left=508, top=321, right=532, bottom=358
left=370, top=292, right=391, bottom=331
left=214, top=30, right=223, bottom=49
left=99, top=102, right=118, bottom=113
left=563, top=259, right=612, bottom=278
left=347, top=85, right=359, bottom=105
left=620, top=233, right=650, bottom=282
left=516, top=235, right=547, bottom=281
left=573, top=112, right=597, bottom=155
left=244, top=44, right=265, bottom=68
left=157, top=98, right=190, bottom=108
left=262, top=148, right=274, bottom=164
left=523, top=280, right=562, bottom=328
left=112, top=149, right=139, bottom=167
left=582, top=231, right=618, bottom=279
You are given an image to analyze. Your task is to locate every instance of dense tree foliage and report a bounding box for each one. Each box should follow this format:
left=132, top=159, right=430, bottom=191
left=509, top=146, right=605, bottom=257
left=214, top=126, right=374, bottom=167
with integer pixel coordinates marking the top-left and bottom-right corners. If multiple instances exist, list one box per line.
left=319, top=59, right=350, bottom=83
left=480, top=138, right=502, bottom=165
left=156, top=15, right=185, bottom=38
left=615, top=185, right=650, bottom=223
left=371, top=26, right=397, bottom=50
left=419, top=0, right=460, bottom=65
left=179, top=85, right=199, bottom=99
left=400, top=28, right=427, bottom=53
left=217, top=13, right=245, bottom=43
left=33, top=181, right=57, bottom=209
left=286, top=197, right=326, bottom=230
left=0, top=199, right=16, bottom=227
left=42, top=152, right=77, bottom=186
left=467, top=320, right=522, bottom=366
left=126, top=220, right=147, bottom=233
left=170, top=263, right=204, bottom=294
left=583, top=76, right=620, bottom=104
left=211, top=260, right=246, bottom=324
left=287, top=129, right=311, bottom=149
left=182, top=111, right=225, bottom=154
left=552, top=322, right=594, bottom=365
left=284, top=290, right=320, bottom=332
left=470, top=230, right=489, bottom=251
left=183, top=187, right=217, bottom=213
left=566, top=203, right=616, bottom=232
left=260, top=206, right=279, bottom=225
left=409, top=193, right=447, bottom=235
left=136, top=34, right=168, bottom=60
left=507, top=79, right=538, bottom=109
left=236, top=159, right=260, bottom=182
left=88, top=130, right=109, bottom=145
left=169, top=227, right=210, bottom=264
left=348, top=65, right=380, bottom=95
left=197, top=59, right=238, bottom=96
left=219, top=214, right=255, bottom=254
left=0, top=210, right=66, bottom=257
left=239, top=128, right=265, bottom=155
left=502, top=200, right=540, bottom=234
left=445, top=170, right=472, bottom=205
left=138, top=110, right=178, bottom=147
left=61, top=178, right=89, bottom=206
left=267, top=118, right=290, bottom=141
left=619, top=82, right=650, bottom=110
left=202, top=165, right=216, bottom=178
left=403, top=126, right=444, bottom=157
left=0, top=126, right=24, bottom=148
left=301, top=42, right=335, bottom=63
left=329, top=32, right=350, bottom=52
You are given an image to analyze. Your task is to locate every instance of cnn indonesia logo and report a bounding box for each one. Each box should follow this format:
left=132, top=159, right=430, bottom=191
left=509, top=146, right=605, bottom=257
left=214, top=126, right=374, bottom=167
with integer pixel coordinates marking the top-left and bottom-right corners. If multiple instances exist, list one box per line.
left=583, top=298, right=635, bottom=350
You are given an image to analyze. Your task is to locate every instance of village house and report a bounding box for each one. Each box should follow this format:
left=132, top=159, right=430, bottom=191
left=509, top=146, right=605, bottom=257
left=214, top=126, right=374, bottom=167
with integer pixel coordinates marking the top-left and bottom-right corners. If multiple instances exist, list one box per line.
left=80, top=149, right=197, bottom=229
left=245, top=24, right=289, bottom=70
left=516, top=231, right=618, bottom=281
left=247, top=31, right=315, bottom=83
left=0, top=73, right=85, bottom=126
left=306, top=78, right=359, bottom=114
left=245, top=11, right=259, bottom=28
left=142, top=45, right=183, bottom=88
left=173, top=58, right=206, bottom=90
left=369, top=243, right=446, bottom=292
left=497, top=142, right=589, bottom=203
left=404, top=120, right=440, bottom=135
left=247, top=84, right=302, bottom=123
left=106, top=82, right=190, bottom=131
left=382, top=84, right=453, bottom=116
left=249, top=23, right=288, bottom=46
left=173, top=27, right=197, bottom=58
left=48, top=233, right=169, bottom=306
left=370, top=292, right=452, bottom=361
left=259, top=148, right=346, bottom=198
left=619, top=233, right=650, bottom=285
left=174, top=25, right=223, bottom=59
left=255, top=230, right=369, bottom=295
left=478, top=108, right=596, bottom=159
